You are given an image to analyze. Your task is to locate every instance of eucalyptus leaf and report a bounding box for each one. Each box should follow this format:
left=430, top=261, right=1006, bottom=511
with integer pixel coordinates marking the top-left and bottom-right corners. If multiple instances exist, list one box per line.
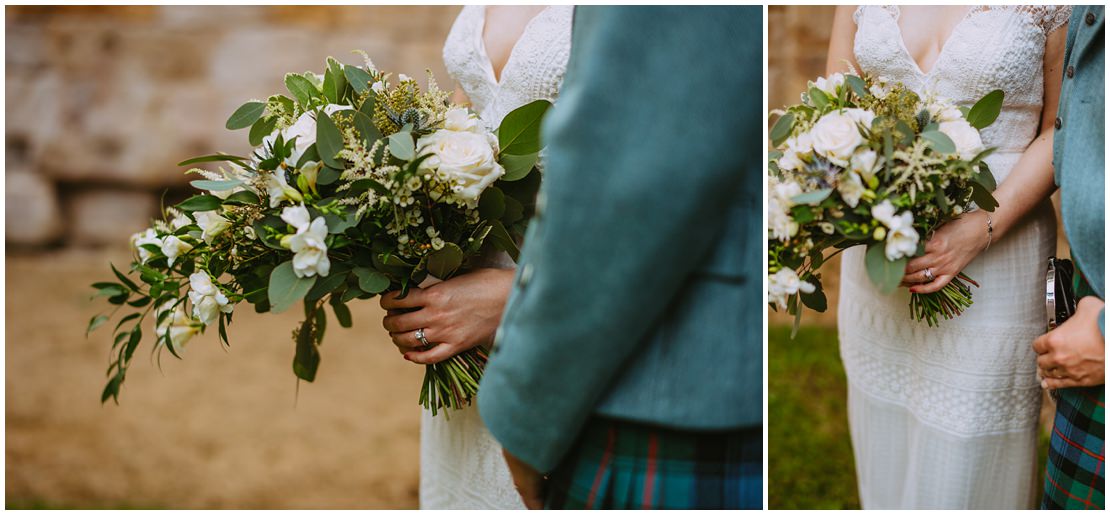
left=497, top=99, right=551, bottom=155
left=226, top=101, right=265, bottom=130
left=332, top=302, right=353, bottom=328
left=426, top=243, right=464, bottom=280
left=970, top=181, right=999, bottom=212
left=388, top=132, right=415, bottom=161
left=293, top=316, right=320, bottom=381
left=316, top=111, right=345, bottom=169
left=248, top=115, right=278, bottom=147
left=268, top=261, right=317, bottom=314
left=344, top=65, right=373, bottom=94
left=808, top=87, right=829, bottom=110
left=353, top=268, right=390, bottom=294
left=222, top=190, right=261, bottom=206
left=189, top=179, right=242, bottom=191
left=176, top=194, right=223, bottom=212
left=790, top=188, right=833, bottom=205
left=177, top=153, right=248, bottom=167
left=920, top=130, right=956, bottom=154
left=479, top=187, right=506, bottom=219
left=500, top=152, right=539, bottom=182
left=845, top=74, right=868, bottom=98
left=353, top=111, right=381, bottom=144
left=864, top=243, right=906, bottom=295
left=770, top=112, right=795, bottom=148
left=87, top=315, right=109, bottom=336
left=966, top=89, right=1004, bottom=130
left=285, top=73, right=318, bottom=106
left=488, top=220, right=520, bottom=262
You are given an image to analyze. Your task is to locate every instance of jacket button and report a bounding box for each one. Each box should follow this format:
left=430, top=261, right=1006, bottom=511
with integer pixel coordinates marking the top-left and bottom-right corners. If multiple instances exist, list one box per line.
left=518, top=263, right=534, bottom=288
left=1086, top=11, right=1096, bottom=25
left=1055, top=117, right=1062, bottom=130
left=1066, top=66, right=1075, bottom=78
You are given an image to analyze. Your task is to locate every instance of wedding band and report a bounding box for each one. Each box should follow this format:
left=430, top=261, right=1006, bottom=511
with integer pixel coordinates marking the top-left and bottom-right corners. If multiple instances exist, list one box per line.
left=924, top=268, right=935, bottom=282
left=415, top=328, right=431, bottom=349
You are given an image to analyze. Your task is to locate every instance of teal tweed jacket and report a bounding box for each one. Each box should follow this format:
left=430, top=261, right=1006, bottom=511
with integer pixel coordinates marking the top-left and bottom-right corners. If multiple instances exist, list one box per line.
left=477, top=6, right=762, bottom=473
left=1054, top=6, right=1105, bottom=331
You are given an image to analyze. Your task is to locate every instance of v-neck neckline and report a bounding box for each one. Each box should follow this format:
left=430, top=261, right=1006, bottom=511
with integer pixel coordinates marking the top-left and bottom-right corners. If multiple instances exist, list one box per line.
left=888, top=5, right=977, bottom=77
left=477, top=6, right=549, bottom=87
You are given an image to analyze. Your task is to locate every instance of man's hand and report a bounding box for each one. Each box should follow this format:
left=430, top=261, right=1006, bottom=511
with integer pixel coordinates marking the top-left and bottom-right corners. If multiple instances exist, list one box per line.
left=1033, top=296, right=1106, bottom=389
left=502, top=449, right=546, bottom=509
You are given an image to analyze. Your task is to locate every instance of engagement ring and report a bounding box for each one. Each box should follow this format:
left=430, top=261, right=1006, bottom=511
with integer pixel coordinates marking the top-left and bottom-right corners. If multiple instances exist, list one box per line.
left=924, top=268, right=935, bottom=282
left=415, top=328, right=432, bottom=349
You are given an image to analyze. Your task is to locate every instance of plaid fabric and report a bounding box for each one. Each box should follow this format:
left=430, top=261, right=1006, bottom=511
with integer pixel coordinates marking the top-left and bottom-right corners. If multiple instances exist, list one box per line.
left=1042, top=268, right=1105, bottom=510
left=544, top=416, right=761, bottom=509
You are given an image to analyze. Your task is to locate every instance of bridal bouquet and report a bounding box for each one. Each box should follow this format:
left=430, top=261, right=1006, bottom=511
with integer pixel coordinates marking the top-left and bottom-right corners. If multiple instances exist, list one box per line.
left=767, top=72, right=1003, bottom=327
left=88, top=52, right=548, bottom=414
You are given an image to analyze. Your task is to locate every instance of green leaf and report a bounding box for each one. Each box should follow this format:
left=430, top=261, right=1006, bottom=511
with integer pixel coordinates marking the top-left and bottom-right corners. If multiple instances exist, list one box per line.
left=226, top=101, right=265, bottom=130
left=920, top=130, right=956, bottom=155
left=864, top=243, right=907, bottom=295
left=478, top=187, right=506, bottom=219
left=488, top=220, right=520, bottom=262
left=353, top=111, right=381, bottom=145
left=268, top=261, right=318, bottom=314
left=966, top=89, right=1004, bottom=130
left=497, top=100, right=551, bottom=155
left=388, top=132, right=415, bottom=161
left=970, top=181, right=999, bottom=212
left=790, top=188, right=833, bottom=205
left=332, top=301, right=353, bottom=328
left=176, top=153, right=248, bottom=167
left=101, top=373, right=122, bottom=404
left=845, top=75, right=868, bottom=98
left=500, top=152, right=539, bottom=182
left=124, top=326, right=142, bottom=361
left=974, top=161, right=997, bottom=191
left=800, top=281, right=828, bottom=312
left=305, top=271, right=348, bottom=302
left=285, top=73, right=318, bottom=106
left=87, top=315, right=109, bottom=336
left=353, top=268, right=390, bottom=294
left=293, top=316, right=320, bottom=382
left=176, top=194, right=223, bottom=212
left=770, top=112, right=795, bottom=148
left=344, top=65, right=373, bottom=94
left=315, top=110, right=345, bottom=169
left=248, top=115, right=278, bottom=147
left=808, top=87, right=829, bottom=110
left=189, top=179, right=242, bottom=191
left=111, top=263, right=141, bottom=292
left=222, top=190, right=261, bottom=206
left=426, top=243, right=464, bottom=280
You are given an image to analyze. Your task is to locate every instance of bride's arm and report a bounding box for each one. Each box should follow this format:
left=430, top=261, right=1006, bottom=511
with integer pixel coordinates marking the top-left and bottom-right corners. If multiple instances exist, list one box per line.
left=903, top=24, right=1068, bottom=292
left=826, top=6, right=862, bottom=75
left=451, top=85, right=470, bottom=107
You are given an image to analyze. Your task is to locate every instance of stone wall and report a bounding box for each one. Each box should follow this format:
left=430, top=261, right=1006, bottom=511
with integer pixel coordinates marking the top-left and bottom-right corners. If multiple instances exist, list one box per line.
left=5, top=5, right=460, bottom=247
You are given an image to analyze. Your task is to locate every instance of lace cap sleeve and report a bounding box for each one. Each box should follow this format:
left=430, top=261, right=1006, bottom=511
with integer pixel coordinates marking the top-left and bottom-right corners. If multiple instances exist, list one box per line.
left=853, top=6, right=864, bottom=25
left=1041, top=5, right=1072, bottom=35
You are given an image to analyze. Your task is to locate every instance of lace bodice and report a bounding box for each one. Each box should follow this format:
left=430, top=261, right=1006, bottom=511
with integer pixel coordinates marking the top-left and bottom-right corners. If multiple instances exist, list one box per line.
left=854, top=5, right=1070, bottom=159
left=443, top=5, right=573, bottom=128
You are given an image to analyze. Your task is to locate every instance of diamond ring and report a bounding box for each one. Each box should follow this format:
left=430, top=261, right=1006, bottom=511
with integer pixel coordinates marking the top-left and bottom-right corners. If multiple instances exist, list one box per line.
left=415, top=328, right=432, bottom=349
left=924, top=268, right=935, bottom=282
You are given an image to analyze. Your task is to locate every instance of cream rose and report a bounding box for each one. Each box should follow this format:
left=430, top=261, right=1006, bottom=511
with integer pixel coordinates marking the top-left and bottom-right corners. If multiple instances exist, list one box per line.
left=417, top=129, right=505, bottom=202
left=811, top=109, right=872, bottom=166
left=938, top=119, right=985, bottom=161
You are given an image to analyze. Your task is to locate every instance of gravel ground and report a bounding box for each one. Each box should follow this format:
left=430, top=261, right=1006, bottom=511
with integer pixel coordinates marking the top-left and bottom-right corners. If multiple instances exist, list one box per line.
left=6, top=249, right=425, bottom=508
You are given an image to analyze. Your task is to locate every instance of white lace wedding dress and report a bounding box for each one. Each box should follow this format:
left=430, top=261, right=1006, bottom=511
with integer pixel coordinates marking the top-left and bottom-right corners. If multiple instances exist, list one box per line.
left=838, top=5, right=1071, bottom=509
left=418, top=5, right=572, bottom=509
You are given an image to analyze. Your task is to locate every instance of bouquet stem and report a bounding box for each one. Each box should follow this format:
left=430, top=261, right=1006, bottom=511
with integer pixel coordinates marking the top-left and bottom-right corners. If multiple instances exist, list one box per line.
left=909, top=272, right=980, bottom=327
left=418, top=347, right=489, bottom=417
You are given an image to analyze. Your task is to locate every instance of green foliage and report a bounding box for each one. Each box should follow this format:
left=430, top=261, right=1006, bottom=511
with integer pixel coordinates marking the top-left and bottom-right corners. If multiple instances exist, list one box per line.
left=226, top=101, right=265, bottom=130
left=268, top=261, right=317, bottom=314
left=497, top=99, right=550, bottom=155
left=864, top=243, right=906, bottom=295
left=966, top=89, right=1004, bottom=130
left=315, top=110, right=345, bottom=169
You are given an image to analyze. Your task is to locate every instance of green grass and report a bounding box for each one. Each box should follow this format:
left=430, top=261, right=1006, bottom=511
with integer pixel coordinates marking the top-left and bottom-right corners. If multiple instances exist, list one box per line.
left=768, top=324, right=859, bottom=509
left=769, top=324, right=1052, bottom=509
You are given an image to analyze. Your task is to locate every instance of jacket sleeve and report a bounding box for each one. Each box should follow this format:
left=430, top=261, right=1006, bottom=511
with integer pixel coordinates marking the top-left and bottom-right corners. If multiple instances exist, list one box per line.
left=477, top=6, right=763, bottom=472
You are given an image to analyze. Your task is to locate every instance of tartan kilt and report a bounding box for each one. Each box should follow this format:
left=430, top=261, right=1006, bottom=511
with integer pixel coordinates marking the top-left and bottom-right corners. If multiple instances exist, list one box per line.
left=1041, top=386, right=1105, bottom=510
left=544, top=416, right=762, bottom=509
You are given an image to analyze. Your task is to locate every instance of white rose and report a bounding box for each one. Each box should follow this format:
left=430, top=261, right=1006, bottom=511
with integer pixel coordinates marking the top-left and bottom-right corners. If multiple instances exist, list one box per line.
left=938, top=119, right=984, bottom=161
left=187, top=272, right=233, bottom=326
left=811, top=110, right=871, bottom=166
left=884, top=212, right=920, bottom=260
left=160, top=235, right=193, bottom=266
left=417, top=129, right=505, bottom=202
left=768, top=268, right=816, bottom=310
left=838, top=171, right=866, bottom=208
left=131, top=228, right=160, bottom=263
left=443, top=107, right=481, bottom=133
left=194, top=210, right=231, bottom=244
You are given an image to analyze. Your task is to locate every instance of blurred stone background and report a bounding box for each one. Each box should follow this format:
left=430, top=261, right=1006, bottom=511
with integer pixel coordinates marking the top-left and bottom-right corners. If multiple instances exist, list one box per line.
left=6, top=5, right=463, bottom=508
left=768, top=6, right=1068, bottom=508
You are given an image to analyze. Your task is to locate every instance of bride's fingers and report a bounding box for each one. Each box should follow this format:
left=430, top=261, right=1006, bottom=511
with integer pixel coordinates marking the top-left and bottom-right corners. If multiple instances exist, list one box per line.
left=909, top=274, right=953, bottom=294
left=379, top=288, right=429, bottom=310
left=904, top=255, right=935, bottom=275
left=389, top=330, right=430, bottom=353
left=901, top=268, right=932, bottom=285
left=404, top=343, right=459, bottom=365
left=382, top=309, right=431, bottom=333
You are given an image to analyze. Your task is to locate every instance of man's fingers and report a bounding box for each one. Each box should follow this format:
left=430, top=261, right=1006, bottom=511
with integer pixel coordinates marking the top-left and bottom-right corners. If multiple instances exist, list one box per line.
left=1037, top=352, right=1061, bottom=371
left=1042, top=376, right=1082, bottom=390
left=1032, top=334, right=1051, bottom=354
left=910, top=274, right=953, bottom=294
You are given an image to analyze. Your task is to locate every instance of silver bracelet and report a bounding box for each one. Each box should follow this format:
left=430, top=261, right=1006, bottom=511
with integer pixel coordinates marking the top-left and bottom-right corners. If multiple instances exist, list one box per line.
left=985, top=214, right=994, bottom=251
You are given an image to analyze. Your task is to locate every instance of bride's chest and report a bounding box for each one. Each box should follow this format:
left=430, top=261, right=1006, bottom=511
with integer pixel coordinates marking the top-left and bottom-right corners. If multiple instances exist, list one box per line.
left=853, top=8, right=1048, bottom=101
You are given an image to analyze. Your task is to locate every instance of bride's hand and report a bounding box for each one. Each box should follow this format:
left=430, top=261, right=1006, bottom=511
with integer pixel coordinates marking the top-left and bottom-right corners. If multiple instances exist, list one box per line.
left=901, top=210, right=990, bottom=294
left=379, top=267, right=515, bottom=365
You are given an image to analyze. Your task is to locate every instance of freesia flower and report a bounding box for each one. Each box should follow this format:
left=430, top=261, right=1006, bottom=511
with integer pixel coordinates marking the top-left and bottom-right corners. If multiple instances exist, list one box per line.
left=265, top=170, right=304, bottom=207
left=155, top=301, right=200, bottom=352
left=871, top=200, right=920, bottom=260
left=281, top=204, right=330, bottom=278
left=838, top=171, right=866, bottom=208
left=130, top=228, right=160, bottom=263
left=768, top=267, right=816, bottom=310
left=187, top=272, right=234, bottom=326
left=160, top=235, right=193, bottom=266
left=194, top=210, right=231, bottom=244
